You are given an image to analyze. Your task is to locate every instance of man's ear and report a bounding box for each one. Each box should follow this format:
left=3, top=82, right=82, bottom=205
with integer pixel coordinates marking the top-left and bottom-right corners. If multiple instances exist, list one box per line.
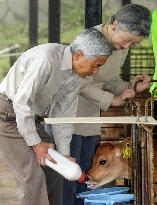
left=73, top=50, right=83, bottom=61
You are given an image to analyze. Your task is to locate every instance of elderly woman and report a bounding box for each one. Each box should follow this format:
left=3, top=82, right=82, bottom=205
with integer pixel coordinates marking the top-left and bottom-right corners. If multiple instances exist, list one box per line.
left=63, top=4, right=152, bottom=205
left=0, top=28, right=112, bottom=205
left=80, top=3, right=151, bottom=110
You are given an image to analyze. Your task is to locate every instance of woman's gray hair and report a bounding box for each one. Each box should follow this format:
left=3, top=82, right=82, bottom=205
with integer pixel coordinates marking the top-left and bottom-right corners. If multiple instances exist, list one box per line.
left=70, top=28, right=113, bottom=59
left=109, top=4, right=151, bottom=37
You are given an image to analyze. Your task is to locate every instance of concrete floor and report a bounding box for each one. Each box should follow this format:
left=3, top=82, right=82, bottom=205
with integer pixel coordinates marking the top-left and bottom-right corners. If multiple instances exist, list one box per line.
left=0, top=151, right=20, bottom=205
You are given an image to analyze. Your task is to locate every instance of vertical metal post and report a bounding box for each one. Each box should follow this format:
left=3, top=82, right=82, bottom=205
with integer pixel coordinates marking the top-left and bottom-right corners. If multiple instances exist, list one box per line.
left=85, top=0, right=102, bottom=28
left=141, top=130, right=148, bottom=205
left=122, top=50, right=131, bottom=81
left=121, top=0, right=131, bottom=81
left=122, top=0, right=131, bottom=4
left=147, top=128, right=155, bottom=205
left=29, top=0, right=38, bottom=48
left=48, top=0, right=60, bottom=43
left=132, top=124, right=141, bottom=205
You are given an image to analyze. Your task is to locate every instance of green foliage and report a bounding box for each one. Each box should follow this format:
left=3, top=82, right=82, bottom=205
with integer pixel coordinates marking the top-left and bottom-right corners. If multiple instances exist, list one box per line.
left=0, top=1, right=85, bottom=79
left=0, top=21, right=28, bottom=80
left=60, top=0, right=84, bottom=43
left=0, top=22, right=28, bottom=50
left=61, top=26, right=84, bottom=44
left=0, top=58, right=10, bottom=80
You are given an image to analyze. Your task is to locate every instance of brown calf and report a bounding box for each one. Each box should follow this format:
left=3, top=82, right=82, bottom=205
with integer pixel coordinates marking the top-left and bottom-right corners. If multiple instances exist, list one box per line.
left=87, top=138, right=131, bottom=189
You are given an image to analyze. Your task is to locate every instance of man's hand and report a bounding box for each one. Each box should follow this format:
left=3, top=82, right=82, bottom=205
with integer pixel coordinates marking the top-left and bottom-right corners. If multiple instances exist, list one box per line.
left=32, top=142, right=56, bottom=166
left=111, top=89, right=135, bottom=107
left=133, top=74, right=151, bottom=92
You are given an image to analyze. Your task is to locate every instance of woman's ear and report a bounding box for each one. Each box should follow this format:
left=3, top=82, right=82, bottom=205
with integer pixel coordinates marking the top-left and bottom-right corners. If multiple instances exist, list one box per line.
left=73, top=50, right=83, bottom=61
left=112, top=20, right=119, bottom=31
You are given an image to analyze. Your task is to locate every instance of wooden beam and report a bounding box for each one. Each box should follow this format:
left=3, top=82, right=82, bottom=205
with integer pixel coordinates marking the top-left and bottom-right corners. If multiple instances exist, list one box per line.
left=45, top=116, right=157, bottom=125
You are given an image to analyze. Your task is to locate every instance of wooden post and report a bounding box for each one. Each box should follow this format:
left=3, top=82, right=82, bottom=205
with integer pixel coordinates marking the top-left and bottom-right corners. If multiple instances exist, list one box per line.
left=29, top=0, right=38, bottom=48
left=48, top=0, right=60, bottom=43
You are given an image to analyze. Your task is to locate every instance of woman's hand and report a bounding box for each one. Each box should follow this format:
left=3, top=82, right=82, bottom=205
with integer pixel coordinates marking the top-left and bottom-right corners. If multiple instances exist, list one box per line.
left=111, top=89, right=135, bottom=106
left=133, top=74, right=151, bottom=92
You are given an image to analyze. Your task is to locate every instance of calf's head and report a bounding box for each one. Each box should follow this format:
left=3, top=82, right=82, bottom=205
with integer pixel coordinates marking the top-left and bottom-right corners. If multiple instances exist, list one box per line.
left=87, top=138, right=131, bottom=189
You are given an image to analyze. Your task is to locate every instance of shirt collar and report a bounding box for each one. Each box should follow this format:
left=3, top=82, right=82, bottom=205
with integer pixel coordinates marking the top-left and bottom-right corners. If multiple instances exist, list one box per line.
left=60, top=46, right=73, bottom=71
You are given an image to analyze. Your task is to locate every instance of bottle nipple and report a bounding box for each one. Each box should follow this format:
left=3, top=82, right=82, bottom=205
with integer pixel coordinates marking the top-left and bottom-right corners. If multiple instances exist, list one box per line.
left=78, top=172, right=87, bottom=183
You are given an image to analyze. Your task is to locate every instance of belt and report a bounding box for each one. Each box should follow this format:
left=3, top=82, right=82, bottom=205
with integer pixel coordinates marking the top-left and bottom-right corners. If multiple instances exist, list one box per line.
left=0, top=92, right=13, bottom=104
left=0, top=93, right=15, bottom=122
left=0, top=93, right=45, bottom=123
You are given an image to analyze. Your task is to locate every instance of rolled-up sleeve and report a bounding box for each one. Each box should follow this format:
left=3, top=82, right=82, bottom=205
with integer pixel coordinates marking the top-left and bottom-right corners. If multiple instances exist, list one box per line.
left=80, top=83, right=114, bottom=111
left=51, top=96, right=78, bottom=155
left=52, top=124, right=74, bottom=155
left=103, top=77, right=130, bottom=96
left=13, top=56, right=52, bottom=146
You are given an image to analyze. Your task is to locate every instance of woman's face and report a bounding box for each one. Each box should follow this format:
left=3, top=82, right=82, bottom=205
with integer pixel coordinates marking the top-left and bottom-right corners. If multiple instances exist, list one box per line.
left=110, top=30, right=143, bottom=50
left=107, top=21, right=144, bottom=50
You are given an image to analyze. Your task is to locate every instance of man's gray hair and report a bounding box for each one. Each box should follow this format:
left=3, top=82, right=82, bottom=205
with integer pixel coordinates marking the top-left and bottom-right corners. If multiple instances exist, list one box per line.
left=109, top=4, right=151, bottom=37
left=70, top=28, right=113, bottom=59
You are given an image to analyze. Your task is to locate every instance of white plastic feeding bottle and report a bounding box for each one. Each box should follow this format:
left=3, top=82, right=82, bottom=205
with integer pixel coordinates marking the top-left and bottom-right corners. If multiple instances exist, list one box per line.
left=45, top=148, right=86, bottom=183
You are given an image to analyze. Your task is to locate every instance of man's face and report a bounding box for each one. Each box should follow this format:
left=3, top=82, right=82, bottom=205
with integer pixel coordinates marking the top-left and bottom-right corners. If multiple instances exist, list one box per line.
left=72, top=51, right=108, bottom=78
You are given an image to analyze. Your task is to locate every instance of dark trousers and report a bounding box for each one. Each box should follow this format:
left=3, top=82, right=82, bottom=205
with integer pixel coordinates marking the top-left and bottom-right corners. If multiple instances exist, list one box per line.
left=63, top=134, right=101, bottom=205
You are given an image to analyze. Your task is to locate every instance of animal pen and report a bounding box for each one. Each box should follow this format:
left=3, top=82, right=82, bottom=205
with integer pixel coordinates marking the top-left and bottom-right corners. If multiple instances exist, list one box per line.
left=45, top=43, right=157, bottom=204
left=45, top=91, right=157, bottom=204
left=125, top=95, right=155, bottom=205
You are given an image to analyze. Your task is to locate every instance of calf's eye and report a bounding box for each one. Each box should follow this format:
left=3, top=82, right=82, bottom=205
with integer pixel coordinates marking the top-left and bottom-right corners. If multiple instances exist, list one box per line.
left=99, top=160, right=107, bottom=165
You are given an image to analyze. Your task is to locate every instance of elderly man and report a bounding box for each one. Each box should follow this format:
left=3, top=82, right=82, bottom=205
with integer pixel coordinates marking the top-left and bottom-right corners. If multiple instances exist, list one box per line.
left=0, top=28, right=116, bottom=205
